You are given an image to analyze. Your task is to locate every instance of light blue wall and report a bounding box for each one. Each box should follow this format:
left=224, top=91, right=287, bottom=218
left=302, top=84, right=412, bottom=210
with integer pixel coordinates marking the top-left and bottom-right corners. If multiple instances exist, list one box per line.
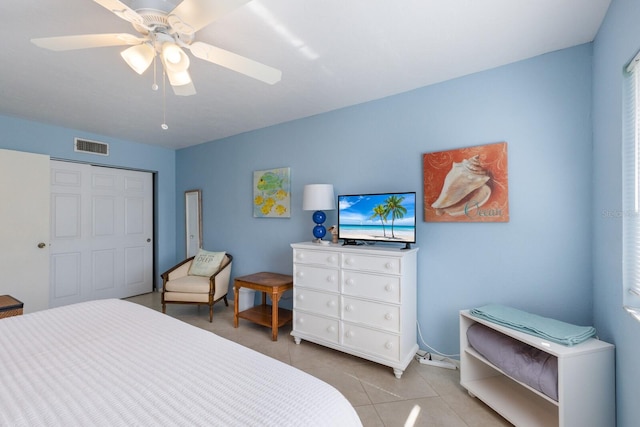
left=592, top=0, right=640, bottom=425
left=177, top=44, right=594, bottom=357
left=0, top=115, right=177, bottom=284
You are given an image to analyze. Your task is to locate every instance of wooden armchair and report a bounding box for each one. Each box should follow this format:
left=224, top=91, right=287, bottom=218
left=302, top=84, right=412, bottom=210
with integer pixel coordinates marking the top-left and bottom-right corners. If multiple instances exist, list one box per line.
left=161, top=253, right=233, bottom=322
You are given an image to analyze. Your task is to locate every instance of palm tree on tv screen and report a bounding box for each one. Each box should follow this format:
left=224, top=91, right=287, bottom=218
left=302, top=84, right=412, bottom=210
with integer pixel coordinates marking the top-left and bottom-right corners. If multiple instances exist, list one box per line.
left=369, top=204, right=388, bottom=237
left=384, top=195, right=407, bottom=239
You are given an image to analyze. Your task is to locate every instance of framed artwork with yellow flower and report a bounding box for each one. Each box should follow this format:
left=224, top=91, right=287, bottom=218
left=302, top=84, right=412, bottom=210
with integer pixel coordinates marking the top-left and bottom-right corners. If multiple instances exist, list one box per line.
left=253, top=167, right=291, bottom=218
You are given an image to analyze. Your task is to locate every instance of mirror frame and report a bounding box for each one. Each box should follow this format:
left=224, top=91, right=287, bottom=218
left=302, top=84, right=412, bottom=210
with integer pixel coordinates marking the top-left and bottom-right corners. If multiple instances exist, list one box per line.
left=185, top=189, right=203, bottom=257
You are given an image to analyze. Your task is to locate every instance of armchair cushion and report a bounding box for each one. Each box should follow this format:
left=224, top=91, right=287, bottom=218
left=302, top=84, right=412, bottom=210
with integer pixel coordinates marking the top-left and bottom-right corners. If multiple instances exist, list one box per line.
left=188, top=250, right=226, bottom=277
left=165, top=275, right=210, bottom=294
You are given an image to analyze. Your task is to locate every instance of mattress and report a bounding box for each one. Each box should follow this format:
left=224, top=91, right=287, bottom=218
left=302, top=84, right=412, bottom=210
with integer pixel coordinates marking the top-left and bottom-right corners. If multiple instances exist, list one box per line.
left=0, top=299, right=362, bottom=426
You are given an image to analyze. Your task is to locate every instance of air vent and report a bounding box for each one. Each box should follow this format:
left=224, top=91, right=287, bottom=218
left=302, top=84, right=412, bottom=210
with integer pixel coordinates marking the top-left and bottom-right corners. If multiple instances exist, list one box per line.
left=74, top=138, right=109, bottom=156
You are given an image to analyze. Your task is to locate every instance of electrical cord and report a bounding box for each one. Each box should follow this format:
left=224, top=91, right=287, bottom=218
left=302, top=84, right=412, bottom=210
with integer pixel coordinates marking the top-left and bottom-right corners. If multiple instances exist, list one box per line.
left=416, top=320, right=460, bottom=358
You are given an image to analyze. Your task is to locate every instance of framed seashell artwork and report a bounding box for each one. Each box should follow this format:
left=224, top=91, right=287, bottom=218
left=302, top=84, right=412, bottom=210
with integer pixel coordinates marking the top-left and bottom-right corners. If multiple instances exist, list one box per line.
left=423, top=142, right=509, bottom=222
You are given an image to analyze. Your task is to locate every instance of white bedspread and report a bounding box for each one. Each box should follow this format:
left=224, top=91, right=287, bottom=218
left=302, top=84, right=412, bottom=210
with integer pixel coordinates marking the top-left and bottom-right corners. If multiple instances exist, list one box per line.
left=0, top=299, right=361, bottom=426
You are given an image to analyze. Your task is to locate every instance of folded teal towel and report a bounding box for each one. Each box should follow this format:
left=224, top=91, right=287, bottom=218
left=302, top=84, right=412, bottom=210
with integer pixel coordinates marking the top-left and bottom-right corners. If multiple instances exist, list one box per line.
left=470, top=304, right=596, bottom=346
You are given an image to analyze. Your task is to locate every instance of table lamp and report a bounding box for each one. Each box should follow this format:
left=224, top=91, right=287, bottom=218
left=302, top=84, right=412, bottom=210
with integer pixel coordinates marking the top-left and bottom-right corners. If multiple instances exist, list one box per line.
left=302, top=184, right=335, bottom=242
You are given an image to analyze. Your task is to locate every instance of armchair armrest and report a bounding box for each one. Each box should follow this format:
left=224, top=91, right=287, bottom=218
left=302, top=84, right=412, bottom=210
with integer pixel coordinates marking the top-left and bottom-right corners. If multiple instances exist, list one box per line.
left=211, top=254, right=233, bottom=301
left=161, top=256, right=195, bottom=284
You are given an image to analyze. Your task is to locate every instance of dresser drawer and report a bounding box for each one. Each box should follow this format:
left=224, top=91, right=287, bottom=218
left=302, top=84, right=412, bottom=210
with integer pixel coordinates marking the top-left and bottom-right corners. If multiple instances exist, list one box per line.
left=342, top=271, right=400, bottom=303
left=343, top=323, right=400, bottom=362
left=293, top=249, right=340, bottom=267
left=293, top=311, right=339, bottom=344
left=342, top=253, right=400, bottom=275
left=293, top=264, right=340, bottom=292
left=342, top=296, right=400, bottom=333
left=294, top=288, right=339, bottom=318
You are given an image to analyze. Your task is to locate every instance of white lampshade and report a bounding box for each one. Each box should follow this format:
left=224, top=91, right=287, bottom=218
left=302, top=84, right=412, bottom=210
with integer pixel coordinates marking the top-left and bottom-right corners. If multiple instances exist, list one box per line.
left=120, top=43, right=155, bottom=75
left=303, top=184, right=335, bottom=211
left=162, top=42, right=190, bottom=72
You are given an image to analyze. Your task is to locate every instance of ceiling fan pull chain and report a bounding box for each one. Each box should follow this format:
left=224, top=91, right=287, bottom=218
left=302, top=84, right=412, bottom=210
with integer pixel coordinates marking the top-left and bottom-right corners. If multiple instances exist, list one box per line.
left=161, top=68, right=168, bottom=131
left=152, top=46, right=159, bottom=92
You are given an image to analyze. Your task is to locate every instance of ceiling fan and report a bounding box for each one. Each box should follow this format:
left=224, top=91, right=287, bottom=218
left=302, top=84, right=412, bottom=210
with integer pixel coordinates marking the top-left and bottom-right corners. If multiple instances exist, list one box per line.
left=31, top=0, right=282, bottom=97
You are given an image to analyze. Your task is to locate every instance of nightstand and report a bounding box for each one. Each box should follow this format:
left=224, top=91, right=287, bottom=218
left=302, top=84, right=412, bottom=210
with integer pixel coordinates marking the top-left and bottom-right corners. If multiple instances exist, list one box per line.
left=233, top=272, right=293, bottom=341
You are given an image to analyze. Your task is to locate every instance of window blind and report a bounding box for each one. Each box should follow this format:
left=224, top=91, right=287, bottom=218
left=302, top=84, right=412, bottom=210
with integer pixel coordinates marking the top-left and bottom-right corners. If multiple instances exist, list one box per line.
left=623, top=50, right=640, bottom=321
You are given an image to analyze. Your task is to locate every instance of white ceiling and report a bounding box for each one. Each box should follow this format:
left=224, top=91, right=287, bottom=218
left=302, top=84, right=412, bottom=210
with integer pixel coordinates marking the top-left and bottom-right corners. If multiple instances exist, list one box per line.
left=0, top=0, right=611, bottom=150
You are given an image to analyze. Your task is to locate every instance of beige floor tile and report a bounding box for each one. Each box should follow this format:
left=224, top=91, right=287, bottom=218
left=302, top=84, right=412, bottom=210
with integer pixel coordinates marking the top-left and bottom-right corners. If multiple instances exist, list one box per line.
left=353, top=361, right=438, bottom=404
left=354, top=405, right=385, bottom=427
left=439, top=392, right=511, bottom=427
left=299, top=364, right=372, bottom=406
left=374, top=396, right=468, bottom=427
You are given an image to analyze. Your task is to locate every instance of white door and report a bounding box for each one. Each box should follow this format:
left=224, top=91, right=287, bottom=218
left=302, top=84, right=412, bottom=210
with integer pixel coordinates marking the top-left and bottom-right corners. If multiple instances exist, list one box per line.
left=0, top=149, right=50, bottom=313
left=50, top=161, right=153, bottom=307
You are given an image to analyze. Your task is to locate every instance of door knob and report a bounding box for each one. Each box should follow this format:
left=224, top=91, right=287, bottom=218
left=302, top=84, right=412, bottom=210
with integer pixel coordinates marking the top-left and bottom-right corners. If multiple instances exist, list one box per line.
left=37, top=242, right=46, bottom=248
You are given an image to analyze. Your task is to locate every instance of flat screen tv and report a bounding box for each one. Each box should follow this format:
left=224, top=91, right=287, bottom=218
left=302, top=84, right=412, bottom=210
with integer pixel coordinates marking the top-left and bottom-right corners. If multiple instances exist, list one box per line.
left=337, top=192, right=416, bottom=248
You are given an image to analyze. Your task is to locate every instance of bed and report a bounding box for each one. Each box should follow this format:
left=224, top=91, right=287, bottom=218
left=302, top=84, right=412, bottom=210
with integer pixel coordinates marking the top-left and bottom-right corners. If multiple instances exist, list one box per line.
left=0, top=299, right=362, bottom=426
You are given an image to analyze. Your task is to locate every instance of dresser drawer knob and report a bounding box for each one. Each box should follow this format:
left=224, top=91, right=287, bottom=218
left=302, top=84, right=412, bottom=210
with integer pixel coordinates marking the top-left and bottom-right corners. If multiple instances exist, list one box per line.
left=346, top=278, right=355, bottom=286
left=328, top=255, right=337, bottom=263
left=297, top=253, right=305, bottom=260
left=345, top=258, right=354, bottom=265
left=297, top=294, right=305, bottom=301
left=345, top=304, right=354, bottom=312
left=345, top=331, right=354, bottom=338
left=385, top=284, right=394, bottom=292
left=327, top=326, right=336, bottom=333
left=385, top=342, right=394, bottom=350
left=297, top=317, right=305, bottom=324
left=296, top=271, right=304, bottom=278
left=385, top=262, right=394, bottom=270
left=385, top=313, right=393, bottom=321
left=327, top=300, right=336, bottom=308
left=326, top=275, right=336, bottom=283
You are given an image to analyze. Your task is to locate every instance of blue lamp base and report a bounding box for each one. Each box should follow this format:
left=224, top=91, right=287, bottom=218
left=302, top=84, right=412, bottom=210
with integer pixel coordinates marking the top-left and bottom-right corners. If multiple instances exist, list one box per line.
left=312, top=210, right=327, bottom=242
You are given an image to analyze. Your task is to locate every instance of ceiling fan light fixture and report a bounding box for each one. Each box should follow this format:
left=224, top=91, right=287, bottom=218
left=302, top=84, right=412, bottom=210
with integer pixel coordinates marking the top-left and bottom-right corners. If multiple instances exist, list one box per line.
left=162, top=42, right=190, bottom=72
left=121, top=43, right=155, bottom=74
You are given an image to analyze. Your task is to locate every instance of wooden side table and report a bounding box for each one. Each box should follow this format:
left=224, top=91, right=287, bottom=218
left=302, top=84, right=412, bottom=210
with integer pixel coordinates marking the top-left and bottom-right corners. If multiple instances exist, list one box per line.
left=0, top=295, right=23, bottom=319
left=234, top=272, right=293, bottom=341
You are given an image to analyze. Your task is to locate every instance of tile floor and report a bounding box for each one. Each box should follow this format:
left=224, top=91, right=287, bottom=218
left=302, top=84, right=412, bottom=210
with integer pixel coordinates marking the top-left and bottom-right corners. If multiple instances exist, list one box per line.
left=125, top=292, right=511, bottom=427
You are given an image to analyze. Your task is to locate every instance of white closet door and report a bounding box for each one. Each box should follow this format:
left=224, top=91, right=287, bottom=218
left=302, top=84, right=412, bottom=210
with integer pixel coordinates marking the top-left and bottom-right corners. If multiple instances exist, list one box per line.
left=0, top=149, right=50, bottom=313
left=50, top=161, right=153, bottom=307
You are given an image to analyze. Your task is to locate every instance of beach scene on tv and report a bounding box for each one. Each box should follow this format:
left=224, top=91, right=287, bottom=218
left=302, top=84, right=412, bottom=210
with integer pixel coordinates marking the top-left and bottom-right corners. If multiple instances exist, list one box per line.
left=338, top=193, right=416, bottom=243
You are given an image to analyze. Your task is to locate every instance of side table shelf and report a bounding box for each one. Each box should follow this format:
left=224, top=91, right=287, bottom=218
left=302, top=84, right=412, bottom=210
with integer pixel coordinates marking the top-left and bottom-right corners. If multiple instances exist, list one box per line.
left=0, top=295, right=23, bottom=319
left=236, top=305, right=292, bottom=330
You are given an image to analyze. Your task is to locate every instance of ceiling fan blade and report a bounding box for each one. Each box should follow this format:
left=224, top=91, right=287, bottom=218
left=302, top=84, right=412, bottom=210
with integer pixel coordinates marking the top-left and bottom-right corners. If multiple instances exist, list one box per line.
left=162, top=61, right=197, bottom=96
left=168, top=0, right=250, bottom=33
left=31, top=33, right=145, bottom=51
left=188, top=41, right=282, bottom=85
left=93, top=0, right=145, bottom=26
left=171, top=81, right=197, bottom=96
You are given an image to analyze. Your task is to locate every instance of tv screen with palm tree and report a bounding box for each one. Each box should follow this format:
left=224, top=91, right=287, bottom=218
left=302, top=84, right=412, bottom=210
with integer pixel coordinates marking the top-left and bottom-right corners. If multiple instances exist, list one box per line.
left=337, top=192, right=416, bottom=247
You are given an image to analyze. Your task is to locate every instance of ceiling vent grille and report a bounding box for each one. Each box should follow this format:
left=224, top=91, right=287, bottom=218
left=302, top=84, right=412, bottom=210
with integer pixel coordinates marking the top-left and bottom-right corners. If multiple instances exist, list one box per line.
left=74, top=138, right=109, bottom=156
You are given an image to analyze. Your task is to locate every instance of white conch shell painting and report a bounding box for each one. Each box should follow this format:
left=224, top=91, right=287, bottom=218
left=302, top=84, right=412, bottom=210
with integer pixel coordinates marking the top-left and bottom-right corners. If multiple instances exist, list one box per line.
left=431, top=155, right=492, bottom=217
left=424, top=142, right=508, bottom=222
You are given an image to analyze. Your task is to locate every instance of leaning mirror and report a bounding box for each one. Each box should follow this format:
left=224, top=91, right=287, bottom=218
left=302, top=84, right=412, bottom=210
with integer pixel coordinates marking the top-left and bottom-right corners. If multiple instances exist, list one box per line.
left=185, top=189, right=202, bottom=258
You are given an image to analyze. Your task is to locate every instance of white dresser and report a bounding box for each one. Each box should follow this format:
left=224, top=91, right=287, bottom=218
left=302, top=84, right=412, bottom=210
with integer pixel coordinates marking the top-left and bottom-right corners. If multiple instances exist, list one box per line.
left=291, top=242, right=418, bottom=378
